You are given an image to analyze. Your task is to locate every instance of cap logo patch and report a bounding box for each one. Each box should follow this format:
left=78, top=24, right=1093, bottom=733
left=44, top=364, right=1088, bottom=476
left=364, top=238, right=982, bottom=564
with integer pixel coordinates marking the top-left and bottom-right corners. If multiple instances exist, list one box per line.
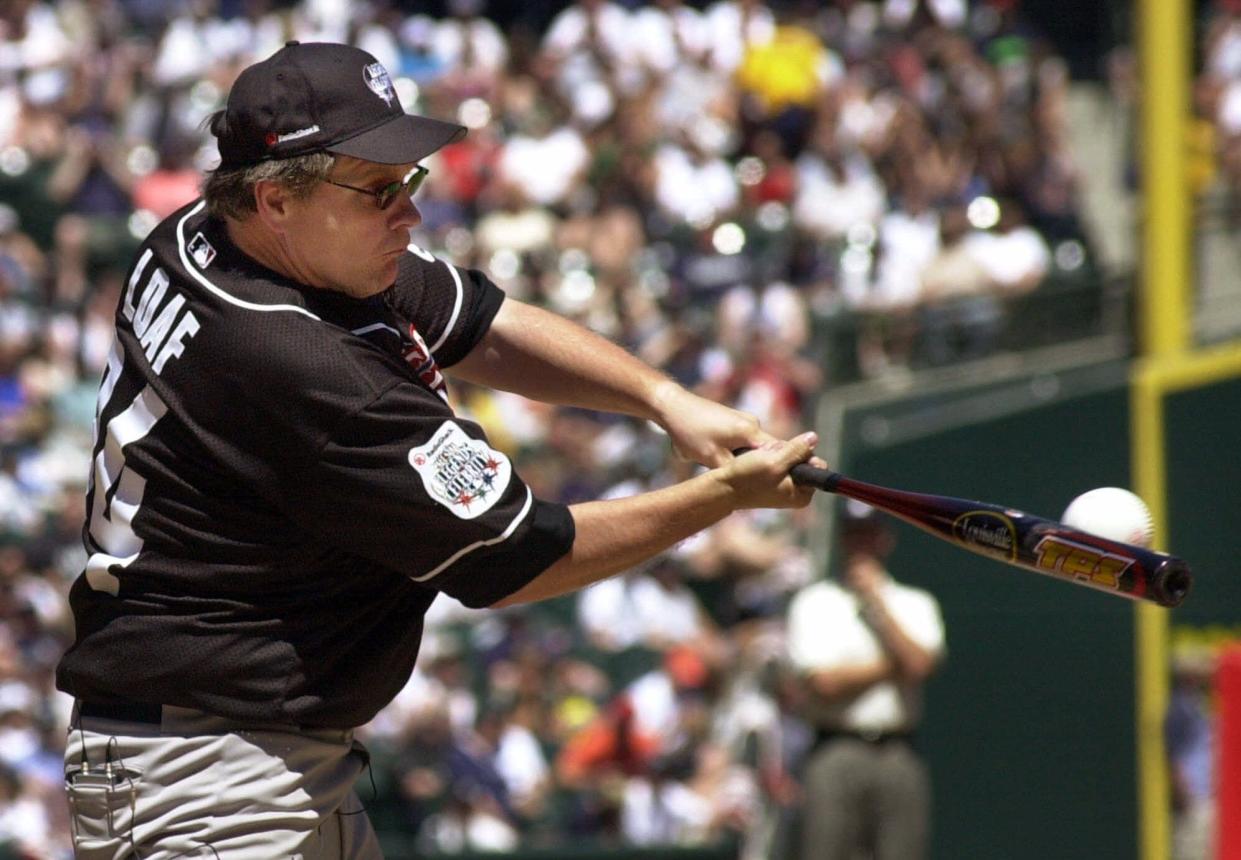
left=408, top=421, right=511, bottom=520
left=364, top=62, right=396, bottom=107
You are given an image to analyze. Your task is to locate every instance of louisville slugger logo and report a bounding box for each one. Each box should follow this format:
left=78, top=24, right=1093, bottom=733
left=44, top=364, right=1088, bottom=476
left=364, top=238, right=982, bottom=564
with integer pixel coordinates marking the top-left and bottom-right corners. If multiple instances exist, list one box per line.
left=952, top=511, right=1017, bottom=560
left=1034, top=536, right=1134, bottom=589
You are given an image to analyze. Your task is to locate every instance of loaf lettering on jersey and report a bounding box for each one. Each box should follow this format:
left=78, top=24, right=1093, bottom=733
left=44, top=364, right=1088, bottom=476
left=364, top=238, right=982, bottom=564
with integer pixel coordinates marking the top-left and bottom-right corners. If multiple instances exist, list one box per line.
left=122, top=255, right=201, bottom=375
left=408, top=420, right=512, bottom=519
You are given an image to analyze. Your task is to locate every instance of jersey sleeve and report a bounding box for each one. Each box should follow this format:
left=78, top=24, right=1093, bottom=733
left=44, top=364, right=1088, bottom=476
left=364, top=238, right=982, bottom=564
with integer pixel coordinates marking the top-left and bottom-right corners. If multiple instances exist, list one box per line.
left=385, top=248, right=504, bottom=369
left=289, top=381, right=574, bottom=607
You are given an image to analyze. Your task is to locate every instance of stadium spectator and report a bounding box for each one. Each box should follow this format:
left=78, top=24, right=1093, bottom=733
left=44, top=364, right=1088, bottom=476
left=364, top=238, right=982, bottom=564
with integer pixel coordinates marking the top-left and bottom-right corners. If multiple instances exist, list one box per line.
left=1166, top=646, right=1216, bottom=860
left=786, top=507, right=946, bottom=860
left=917, top=202, right=1003, bottom=365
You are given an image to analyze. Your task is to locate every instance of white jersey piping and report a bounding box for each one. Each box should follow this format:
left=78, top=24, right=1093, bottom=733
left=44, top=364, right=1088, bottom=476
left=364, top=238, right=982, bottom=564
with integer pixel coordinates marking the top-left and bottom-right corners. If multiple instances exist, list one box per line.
left=176, top=201, right=322, bottom=320
left=351, top=322, right=403, bottom=338
left=411, top=486, right=534, bottom=582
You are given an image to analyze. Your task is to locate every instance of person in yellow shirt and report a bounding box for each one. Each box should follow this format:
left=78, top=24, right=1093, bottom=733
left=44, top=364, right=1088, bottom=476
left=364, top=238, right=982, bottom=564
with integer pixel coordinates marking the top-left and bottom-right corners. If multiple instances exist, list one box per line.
left=734, top=11, right=841, bottom=155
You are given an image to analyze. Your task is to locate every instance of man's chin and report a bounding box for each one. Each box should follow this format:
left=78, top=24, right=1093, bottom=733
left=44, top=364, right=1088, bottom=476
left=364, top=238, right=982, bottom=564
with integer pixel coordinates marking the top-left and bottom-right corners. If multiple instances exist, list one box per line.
left=352, top=261, right=400, bottom=297
left=381, top=257, right=401, bottom=285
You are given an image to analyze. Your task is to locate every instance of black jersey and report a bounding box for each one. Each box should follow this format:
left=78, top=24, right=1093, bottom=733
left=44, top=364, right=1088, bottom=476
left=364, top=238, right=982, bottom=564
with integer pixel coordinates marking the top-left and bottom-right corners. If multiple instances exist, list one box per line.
left=55, top=200, right=574, bottom=729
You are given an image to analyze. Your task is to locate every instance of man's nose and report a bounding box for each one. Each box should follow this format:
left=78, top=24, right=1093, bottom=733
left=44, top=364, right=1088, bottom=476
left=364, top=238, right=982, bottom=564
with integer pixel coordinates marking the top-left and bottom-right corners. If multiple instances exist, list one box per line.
left=389, top=194, right=422, bottom=231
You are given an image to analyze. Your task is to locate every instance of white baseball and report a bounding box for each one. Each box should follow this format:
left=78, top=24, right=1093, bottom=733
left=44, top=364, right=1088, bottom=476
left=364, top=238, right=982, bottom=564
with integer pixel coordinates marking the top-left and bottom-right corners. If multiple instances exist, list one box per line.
left=1061, top=487, right=1155, bottom=548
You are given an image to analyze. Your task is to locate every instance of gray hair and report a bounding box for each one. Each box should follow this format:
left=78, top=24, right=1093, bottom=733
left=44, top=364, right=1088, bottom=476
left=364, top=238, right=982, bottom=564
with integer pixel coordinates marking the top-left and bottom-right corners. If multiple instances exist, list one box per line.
left=201, top=151, right=336, bottom=220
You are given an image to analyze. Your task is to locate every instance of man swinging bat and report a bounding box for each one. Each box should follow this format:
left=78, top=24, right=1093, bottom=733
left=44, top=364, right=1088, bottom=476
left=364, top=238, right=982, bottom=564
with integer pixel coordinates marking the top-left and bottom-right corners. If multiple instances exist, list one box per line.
left=55, top=41, right=823, bottom=858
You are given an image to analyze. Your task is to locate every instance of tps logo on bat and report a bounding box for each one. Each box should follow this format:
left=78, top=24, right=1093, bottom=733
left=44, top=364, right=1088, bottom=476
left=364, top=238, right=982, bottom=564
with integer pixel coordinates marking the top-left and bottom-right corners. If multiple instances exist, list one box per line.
left=952, top=511, right=1017, bottom=561
left=1034, top=536, right=1134, bottom=589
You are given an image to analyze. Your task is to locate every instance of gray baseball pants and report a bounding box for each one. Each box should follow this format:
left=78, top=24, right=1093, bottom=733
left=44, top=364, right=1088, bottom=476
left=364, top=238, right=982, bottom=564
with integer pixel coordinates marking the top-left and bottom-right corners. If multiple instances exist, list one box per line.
left=64, top=704, right=384, bottom=859
left=799, top=735, right=930, bottom=860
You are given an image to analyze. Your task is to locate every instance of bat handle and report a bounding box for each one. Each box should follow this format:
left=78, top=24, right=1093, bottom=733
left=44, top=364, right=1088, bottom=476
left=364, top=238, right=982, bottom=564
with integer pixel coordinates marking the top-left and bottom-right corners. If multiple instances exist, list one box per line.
left=790, top=462, right=842, bottom=492
left=731, top=447, right=841, bottom=491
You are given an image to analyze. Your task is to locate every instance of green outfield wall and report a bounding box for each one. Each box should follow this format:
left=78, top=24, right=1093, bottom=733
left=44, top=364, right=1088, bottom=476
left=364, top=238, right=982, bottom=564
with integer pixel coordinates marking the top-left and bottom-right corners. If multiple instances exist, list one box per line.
left=841, top=376, right=1135, bottom=859
left=834, top=361, right=1240, bottom=859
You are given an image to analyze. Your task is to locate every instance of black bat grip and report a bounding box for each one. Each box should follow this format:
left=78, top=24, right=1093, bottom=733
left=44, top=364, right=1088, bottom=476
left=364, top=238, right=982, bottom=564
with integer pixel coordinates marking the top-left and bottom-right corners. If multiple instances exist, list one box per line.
left=790, top=462, right=842, bottom=492
left=731, top=448, right=840, bottom=491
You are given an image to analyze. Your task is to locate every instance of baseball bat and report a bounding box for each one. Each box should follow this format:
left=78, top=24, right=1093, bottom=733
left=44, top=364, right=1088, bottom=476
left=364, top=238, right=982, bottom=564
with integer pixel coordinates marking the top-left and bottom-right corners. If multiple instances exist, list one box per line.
left=788, top=463, right=1192, bottom=608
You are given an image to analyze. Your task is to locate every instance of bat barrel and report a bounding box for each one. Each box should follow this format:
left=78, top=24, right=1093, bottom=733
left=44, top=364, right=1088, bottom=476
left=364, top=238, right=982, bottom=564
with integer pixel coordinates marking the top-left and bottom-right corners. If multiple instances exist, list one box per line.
left=786, top=459, right=1194, bottom=609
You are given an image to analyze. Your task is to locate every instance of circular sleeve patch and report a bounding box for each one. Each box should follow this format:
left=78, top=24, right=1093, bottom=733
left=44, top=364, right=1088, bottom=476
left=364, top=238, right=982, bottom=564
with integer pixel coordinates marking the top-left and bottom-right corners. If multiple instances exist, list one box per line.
left=407, top=420, right=512, bottom=520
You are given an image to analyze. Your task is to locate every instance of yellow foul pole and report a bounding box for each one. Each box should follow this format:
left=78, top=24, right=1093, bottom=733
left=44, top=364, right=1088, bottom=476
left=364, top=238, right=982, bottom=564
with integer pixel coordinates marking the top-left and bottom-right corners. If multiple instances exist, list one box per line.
left=1136, top=0, right=1191, bottom=859
left=1139, top=0, right=1192, bottom=358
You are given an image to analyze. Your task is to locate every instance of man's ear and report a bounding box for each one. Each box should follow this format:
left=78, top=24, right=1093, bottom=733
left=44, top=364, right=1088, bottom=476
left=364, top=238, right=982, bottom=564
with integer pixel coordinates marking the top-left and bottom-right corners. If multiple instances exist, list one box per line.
left=252, top=179, right=295, bottom=232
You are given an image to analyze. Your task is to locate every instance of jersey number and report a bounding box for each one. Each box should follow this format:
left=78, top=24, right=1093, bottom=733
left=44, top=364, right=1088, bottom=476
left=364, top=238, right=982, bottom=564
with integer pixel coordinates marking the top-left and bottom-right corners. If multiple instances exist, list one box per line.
left=82, top=341, right=168, bottom=595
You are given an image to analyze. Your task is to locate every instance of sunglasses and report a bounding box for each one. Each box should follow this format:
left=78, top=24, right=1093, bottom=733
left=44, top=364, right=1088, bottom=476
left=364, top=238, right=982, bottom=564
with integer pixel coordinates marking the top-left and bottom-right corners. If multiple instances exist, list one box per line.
left=323, top=164, right=430, bottom=210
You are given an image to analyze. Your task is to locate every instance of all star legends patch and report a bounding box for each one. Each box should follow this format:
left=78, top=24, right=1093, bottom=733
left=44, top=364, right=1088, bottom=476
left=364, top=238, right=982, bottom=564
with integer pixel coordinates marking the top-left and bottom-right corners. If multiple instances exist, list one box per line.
left=408, top=421, right=511, bottom=519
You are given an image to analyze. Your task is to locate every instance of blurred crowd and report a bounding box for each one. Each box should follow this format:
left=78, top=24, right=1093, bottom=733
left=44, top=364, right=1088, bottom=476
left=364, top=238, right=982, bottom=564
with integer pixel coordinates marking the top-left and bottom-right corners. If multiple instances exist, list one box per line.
left=0, top=0, right=1096, bottom=856
left=1197, top=0, right=1241, bottom=213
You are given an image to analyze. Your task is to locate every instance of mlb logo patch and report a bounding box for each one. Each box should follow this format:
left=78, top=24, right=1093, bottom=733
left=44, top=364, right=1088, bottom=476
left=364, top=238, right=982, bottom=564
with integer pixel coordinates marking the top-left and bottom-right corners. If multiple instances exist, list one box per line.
left=364, top=63, right=396, bottom=107
left=408, top=421, right=511, bottom=519
left=188, top=232, right=216, bottom=269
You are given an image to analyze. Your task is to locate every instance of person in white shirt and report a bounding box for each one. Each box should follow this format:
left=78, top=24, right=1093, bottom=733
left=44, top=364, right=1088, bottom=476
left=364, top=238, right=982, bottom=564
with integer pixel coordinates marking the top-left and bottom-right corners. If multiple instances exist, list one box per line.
left=429, top=0, right=509, bottom=80
left=852, top=189, right=940, bottom=375
left=495, top=111, right=590, bottom=208
left=792, top=136, right=886, bottom=242
left=540, top=0, right=640, bottom=114
left=786, top=505, right=945, bottom=860
left=702, top=0, right=776, bottom=76
left=651, top=135, right=740, bottom=226
left=965, top=197, right=1051, bottom=294
left=918, top=203, right=1004, bottom=365
left=631, top=0, right=710, bottom=76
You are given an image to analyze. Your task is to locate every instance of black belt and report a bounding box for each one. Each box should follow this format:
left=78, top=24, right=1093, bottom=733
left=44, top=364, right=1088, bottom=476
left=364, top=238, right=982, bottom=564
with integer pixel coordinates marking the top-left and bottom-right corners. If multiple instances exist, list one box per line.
left=78, top=700, right=164, bottom=725
left=76, top=701, right=326, bottom=735
left=815, top=728, right=914, bottom=746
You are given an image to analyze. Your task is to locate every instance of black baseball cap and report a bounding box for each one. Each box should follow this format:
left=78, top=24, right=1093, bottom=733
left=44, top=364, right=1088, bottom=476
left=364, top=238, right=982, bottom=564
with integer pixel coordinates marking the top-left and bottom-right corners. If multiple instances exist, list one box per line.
left=213, top=42, right=466, bottom=169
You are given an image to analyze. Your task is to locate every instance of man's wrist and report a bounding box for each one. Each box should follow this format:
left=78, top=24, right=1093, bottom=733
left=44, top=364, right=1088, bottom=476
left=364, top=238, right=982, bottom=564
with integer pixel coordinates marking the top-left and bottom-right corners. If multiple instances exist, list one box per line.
left=648, top=378, right=685, bottom=427
left=857, top=594, right=887, bottom=626
left=702, top=464, right=743, bottom=516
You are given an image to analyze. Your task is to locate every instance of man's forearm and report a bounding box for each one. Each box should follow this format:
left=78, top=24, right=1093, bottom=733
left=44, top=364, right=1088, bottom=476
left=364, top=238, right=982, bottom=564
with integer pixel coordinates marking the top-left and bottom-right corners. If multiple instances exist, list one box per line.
left=492, top=470, right=735, bottom=607
left=450, top=298, right=671, bottom=421
left=450, top=298, right=772, bottom=467
left=491, top=434, right=819, bottom=607
left=808, top=661, right=895, bottom=701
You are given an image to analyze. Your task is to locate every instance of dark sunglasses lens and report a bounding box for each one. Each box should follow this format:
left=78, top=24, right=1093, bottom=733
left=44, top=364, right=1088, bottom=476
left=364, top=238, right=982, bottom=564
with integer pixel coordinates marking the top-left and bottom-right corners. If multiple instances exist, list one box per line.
left=378, top=170, right=427, bottom=209
left=377, top=181, right=402, bottom=209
